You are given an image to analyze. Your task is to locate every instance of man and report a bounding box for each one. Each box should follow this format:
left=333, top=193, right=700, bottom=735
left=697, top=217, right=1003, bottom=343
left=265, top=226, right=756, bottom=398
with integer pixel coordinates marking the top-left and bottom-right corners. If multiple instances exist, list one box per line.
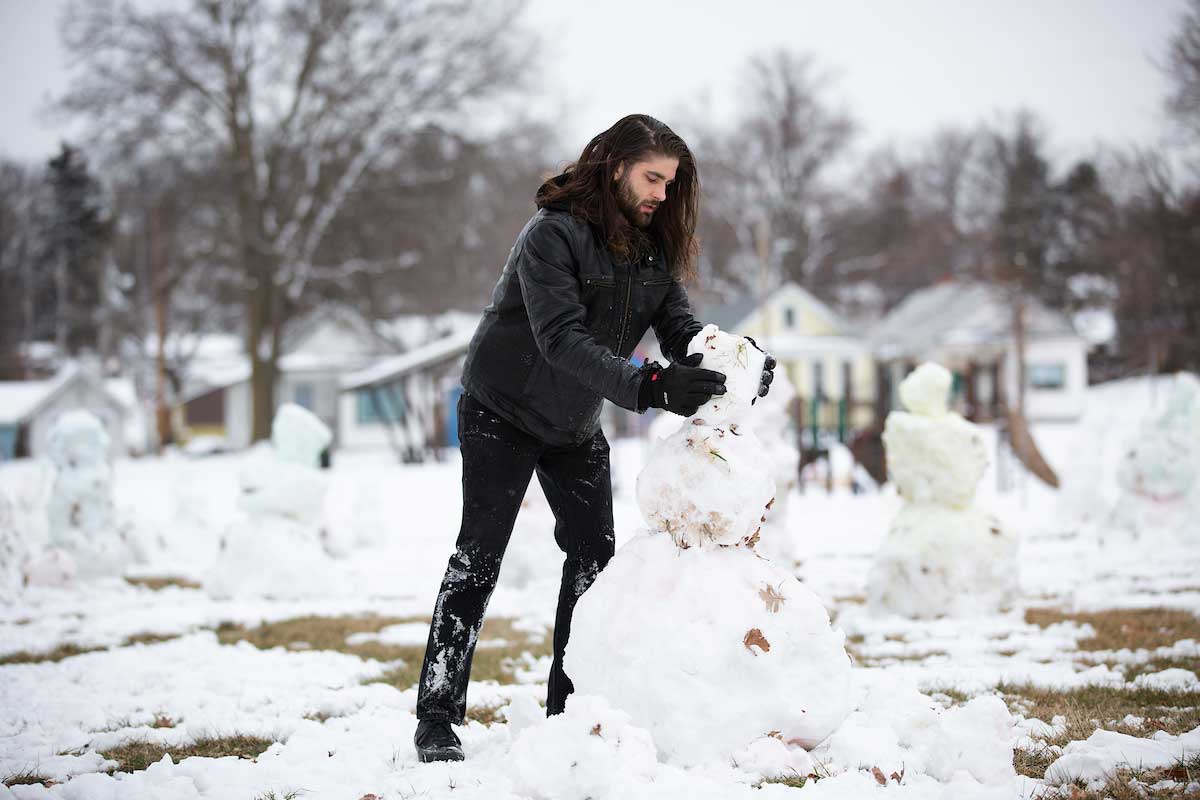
left=413, top=114, right=775, bottom=762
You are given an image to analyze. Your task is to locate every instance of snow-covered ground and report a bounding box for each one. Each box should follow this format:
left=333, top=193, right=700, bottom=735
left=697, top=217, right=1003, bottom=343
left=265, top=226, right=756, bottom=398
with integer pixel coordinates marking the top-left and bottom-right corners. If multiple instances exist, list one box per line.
left=2, top=375, right=1199, bottom=799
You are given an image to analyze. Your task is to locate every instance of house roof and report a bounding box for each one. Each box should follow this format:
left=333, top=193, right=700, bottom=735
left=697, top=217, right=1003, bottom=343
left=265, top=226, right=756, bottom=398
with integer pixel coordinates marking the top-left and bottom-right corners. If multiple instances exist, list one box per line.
left=0, top=363, right=126, bottom=425
left=869, top=281, right=1079, bottom=361
left=340, top=327, right=476, bottom=391
left=700, top=282, right=853, bottom=335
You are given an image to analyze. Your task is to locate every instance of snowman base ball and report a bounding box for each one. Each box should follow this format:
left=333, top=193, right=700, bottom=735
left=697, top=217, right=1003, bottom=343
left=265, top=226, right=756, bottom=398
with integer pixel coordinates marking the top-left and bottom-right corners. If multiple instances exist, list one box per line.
left=566, top=532, right=852, bottom=765
left=866, top=503, right=1019, bottom=619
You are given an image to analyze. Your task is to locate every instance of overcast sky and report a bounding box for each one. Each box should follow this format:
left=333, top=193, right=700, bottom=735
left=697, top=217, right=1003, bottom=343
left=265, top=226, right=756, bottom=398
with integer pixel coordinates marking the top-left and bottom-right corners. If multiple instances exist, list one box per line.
left=0, top=0, right=1187, bottom=166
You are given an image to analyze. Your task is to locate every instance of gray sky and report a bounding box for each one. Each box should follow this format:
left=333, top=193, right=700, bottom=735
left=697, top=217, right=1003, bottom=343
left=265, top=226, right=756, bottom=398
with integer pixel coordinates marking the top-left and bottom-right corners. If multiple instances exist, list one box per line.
left=0, top=0, right=1187, bottom=165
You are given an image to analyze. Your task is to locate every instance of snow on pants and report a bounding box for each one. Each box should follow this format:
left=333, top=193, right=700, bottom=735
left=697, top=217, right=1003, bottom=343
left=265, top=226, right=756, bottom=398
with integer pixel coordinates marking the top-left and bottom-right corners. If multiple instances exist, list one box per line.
left=415, top=392, right=615, bottom=722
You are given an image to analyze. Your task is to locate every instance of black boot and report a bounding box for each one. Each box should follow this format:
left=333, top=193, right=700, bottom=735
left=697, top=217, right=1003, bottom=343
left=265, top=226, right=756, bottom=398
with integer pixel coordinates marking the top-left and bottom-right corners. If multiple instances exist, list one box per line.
left=414, top=719, right=465, bottom=763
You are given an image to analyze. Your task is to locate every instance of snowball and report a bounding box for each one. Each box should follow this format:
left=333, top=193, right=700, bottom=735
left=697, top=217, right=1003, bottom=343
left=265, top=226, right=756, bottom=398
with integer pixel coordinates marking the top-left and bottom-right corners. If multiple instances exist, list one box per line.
left=636, top=421, right=775, bottom=548
left=44, top=410, right=131, bottom=578
left=271, top=402, right=333, bottom=467
left=566, top=532, right=852, bottom=765
left=883, top=410, right=988, bottom=508
left=866, top=503, right=1019, bottom=619
left=509, top=694, right=658, bottom=800
left=685, top=324, right=767, bottom=423
left=899, top=362, right=953, bottom=418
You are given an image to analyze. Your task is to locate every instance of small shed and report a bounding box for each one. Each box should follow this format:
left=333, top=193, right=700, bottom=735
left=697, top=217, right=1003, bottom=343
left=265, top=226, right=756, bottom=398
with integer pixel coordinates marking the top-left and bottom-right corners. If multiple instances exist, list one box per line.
left=0, top=364, right=129, bottom=461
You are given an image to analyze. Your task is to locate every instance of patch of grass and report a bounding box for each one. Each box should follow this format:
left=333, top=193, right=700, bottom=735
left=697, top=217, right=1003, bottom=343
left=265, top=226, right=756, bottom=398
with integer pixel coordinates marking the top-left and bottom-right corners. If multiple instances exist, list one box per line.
left=99, top=733, right=275, bottom=773
left=2, top=767, right=55, bottom=787
left=123, top=632, right=181, bottom=647
left=753, top=772, right=808, bottom=788
left=0, top=642, right=104, bottom=665
left=464, top=704, right=506, bottom=726
left=1000, top=682, right=1200, bottom=780
left=368, top=617, right=553, bottom=691
left=220, top=614, right=552, bottom=692
left=1024, top=607, right=1200, bottom=652
left=125, top=576, right=201, bottom=591
left=252, top=791, right=302, bottom=800
left=1038, top=755, right=1200, bottom=798
left=833, top=594, right=865, bottom=605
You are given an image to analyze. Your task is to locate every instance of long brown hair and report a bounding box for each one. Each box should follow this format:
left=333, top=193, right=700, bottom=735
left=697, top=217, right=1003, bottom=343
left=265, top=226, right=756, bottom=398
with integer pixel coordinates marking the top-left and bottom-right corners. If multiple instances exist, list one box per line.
left=536, top=114, right=700, bottom=282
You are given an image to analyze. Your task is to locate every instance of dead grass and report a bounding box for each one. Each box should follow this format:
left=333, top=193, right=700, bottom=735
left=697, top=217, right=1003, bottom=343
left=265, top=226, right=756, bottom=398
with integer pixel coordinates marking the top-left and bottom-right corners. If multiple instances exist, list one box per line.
left=2, top=767, right=55, bottom=787
left=253, top=791, right=302, bottom=800
left=218, top=614, right=552, bottom=692
left=1002, top=682, right=1200, bottom=780
left=464, top=704, right=506, bottom=726
left=99, top=733, right=275, bottom=773
left=0, top=631, right=185, bottom=665
left=125, top=576, right=202, bottom=591
left=1024, top=607, right=1200, bottom=652
left=753, top=772, right=808, bottom=788
left=1034, top=754, right=1200, bottom=798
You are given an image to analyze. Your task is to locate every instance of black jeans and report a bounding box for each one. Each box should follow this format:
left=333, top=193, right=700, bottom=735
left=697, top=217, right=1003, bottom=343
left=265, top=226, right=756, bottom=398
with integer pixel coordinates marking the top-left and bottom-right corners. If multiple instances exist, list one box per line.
left=415, top=392, right=615, bottom=722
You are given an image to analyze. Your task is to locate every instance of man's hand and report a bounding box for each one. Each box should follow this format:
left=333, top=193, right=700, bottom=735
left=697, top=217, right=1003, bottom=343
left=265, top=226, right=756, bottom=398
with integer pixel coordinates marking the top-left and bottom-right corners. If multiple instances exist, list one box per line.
left=744, top=336, right=776, bottom=404
left=646, top=353, right=726, bottom=417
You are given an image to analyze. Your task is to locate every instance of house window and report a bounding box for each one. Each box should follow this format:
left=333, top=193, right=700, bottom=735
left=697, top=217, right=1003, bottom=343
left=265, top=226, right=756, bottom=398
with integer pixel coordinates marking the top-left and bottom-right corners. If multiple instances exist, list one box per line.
left=783, top=306, right=796, bottom=329
left=357, top=386, right=406, bottom=424
left=1028, top=363, right=1066, bottom=391
left=294, top=382, right=315, bottom=411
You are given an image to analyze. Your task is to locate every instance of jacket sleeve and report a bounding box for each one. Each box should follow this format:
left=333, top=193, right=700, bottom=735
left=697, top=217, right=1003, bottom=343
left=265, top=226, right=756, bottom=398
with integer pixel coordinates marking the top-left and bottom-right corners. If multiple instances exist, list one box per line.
left=651, top=278, right=705, bottom=363
left=516, top=219, right=643, bottom=410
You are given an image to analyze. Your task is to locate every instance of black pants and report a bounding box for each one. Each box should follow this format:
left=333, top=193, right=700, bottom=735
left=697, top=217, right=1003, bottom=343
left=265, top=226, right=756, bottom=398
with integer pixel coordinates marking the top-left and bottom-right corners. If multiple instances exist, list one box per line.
left=415, top=392, right=615, bottom=722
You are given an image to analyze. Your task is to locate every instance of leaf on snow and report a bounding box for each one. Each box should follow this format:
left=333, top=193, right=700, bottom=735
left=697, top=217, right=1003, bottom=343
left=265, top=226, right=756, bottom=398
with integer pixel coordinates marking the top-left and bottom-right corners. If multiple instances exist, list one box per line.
left=871, top=766, right=887, bottom=786
left=759, top=583, right=786, bottom=613
left=590, top=723, right=602, bottom=736
left=742, top=628, right=770, bottom=654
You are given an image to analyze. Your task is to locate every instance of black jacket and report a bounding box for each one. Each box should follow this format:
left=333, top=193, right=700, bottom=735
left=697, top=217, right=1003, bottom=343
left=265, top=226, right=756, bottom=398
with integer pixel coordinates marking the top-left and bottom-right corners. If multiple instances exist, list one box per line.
left=461, top=207, right=704, bottom=446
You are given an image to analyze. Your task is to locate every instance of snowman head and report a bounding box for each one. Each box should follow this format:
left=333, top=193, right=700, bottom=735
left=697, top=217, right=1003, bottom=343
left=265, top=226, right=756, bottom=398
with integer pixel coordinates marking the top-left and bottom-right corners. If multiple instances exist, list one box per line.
left=685, top=325, right=766, bottom=423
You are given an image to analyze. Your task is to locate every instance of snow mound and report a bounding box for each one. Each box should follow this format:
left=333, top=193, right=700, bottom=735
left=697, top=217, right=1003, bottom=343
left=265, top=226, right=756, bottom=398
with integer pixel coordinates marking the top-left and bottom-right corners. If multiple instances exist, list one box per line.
left=509, top=694, right=657, bottom=799
left=0, top=486, right=27, bottom=600
left=1044, top=725, right=1200, bottom=787
left=567, top=532, right=852, bottom=765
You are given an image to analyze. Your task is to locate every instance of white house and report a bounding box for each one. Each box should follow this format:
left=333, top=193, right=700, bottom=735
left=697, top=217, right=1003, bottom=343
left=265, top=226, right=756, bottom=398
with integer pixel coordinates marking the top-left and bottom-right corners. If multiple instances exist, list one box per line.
left=0, top=363, right=131, bottom=461
left=868, top=281, right=1089, bottom=422
left=702, top=282, right=876, bottom=432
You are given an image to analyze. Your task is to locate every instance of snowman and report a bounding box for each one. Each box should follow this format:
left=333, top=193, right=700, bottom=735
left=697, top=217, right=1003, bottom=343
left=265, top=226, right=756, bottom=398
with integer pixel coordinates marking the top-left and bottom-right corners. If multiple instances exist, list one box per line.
left=204, top=403, right=344, bottom=598
left=566, top=324, right=852, bottom=767
left=1108, top=372, right=1200, bottom=545
left=866, top=362, right=1019, bottom=618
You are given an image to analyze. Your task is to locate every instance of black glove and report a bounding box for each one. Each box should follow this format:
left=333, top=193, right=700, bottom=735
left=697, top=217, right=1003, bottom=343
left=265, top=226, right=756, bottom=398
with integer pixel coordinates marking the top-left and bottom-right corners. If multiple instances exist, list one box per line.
left=640, top=353, right=726, bottom=417
left=744, top=336, right=776, bottom=403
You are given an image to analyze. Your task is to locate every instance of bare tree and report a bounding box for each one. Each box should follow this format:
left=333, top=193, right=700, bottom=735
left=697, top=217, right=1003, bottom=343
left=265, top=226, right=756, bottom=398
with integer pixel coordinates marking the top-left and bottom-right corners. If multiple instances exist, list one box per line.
left=57, top=0, right=532, bottom=440
left=704, top=50, right=855, bottom=300
left=1166, top=0, right=1200, bottom=150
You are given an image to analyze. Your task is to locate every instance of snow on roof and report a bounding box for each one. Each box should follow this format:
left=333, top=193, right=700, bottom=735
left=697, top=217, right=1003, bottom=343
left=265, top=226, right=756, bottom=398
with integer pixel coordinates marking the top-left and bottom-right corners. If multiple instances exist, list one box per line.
left=0, top=363, right=125, bottom=424
left=869, top=282, right=1078, bottom=361
left=340, top=327, right=476, bottom=391
left=375, top=310, right=481, bottom=350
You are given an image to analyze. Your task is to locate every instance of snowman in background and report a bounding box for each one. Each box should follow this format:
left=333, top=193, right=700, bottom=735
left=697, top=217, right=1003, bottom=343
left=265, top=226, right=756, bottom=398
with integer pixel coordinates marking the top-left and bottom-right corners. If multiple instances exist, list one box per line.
left=568, top=324, right=852, bottom=769
left=867, top=362, right=1019, bottom=618
left=1107, top=372, right=1200, bottom=546
left=25, top=410, right=136, bottom=582
left=205, top=403, right=346, bottom=598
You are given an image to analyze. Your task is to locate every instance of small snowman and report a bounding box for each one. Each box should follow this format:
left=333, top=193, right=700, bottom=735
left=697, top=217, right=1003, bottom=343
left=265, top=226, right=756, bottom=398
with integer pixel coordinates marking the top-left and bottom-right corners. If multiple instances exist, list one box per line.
left=1108, top=372, right=1200, bottom=545
left=36, top=410, right=133, bottom=580
left=567, top=324, right=852, bottom=767
left=205, top=403, right=344, bottom=599
left=867, top=362, right=1019, bottom=618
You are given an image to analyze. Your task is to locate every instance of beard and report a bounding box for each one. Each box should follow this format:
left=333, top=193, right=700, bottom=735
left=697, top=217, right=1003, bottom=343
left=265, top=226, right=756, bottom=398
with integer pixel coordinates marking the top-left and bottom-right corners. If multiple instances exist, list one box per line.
left=617, top=175, right=656, bottom=229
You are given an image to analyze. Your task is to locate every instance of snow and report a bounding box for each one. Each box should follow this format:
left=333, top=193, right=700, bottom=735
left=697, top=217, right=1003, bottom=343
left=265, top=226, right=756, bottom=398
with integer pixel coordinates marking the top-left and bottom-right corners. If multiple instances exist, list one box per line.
left=1, top=372, right=1199, bottom=798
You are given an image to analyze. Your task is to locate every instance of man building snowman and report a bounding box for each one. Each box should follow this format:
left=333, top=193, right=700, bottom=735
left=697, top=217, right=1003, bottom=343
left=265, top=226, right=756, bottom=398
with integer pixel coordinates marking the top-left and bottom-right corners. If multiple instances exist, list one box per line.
left=414, top=114, right=775, bottom=762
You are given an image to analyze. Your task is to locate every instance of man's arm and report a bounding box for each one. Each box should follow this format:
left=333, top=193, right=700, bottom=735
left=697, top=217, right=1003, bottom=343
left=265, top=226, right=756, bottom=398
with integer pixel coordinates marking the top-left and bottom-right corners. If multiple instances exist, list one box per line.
left=517, top=219, right=643, bottom=410
left=651, top=279, right=705, bottom=363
